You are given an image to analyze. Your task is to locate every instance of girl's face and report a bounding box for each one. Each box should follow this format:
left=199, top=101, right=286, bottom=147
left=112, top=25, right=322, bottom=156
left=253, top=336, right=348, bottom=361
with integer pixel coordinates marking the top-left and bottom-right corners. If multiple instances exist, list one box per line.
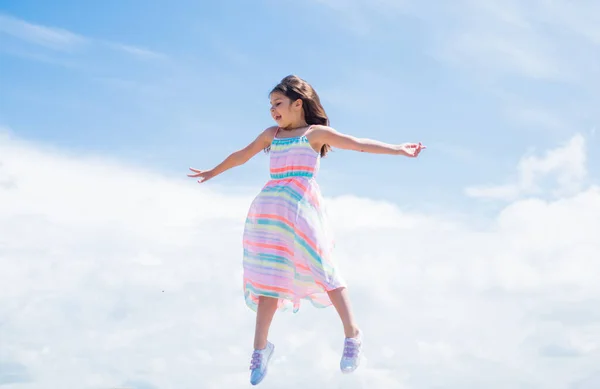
left=270, top=92, right=301, bottom=127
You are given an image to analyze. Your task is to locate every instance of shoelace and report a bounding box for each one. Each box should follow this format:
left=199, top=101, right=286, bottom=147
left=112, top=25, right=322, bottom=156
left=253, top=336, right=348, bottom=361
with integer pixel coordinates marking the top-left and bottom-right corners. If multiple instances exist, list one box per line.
left=343, top=339, right=361, bottom=358
left=249, top=351, right=262, bottom=370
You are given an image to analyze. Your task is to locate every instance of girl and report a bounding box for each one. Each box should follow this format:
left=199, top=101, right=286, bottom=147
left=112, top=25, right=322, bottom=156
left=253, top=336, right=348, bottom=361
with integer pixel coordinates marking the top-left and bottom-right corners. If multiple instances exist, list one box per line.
left=188, top=75, right=425, bottom=385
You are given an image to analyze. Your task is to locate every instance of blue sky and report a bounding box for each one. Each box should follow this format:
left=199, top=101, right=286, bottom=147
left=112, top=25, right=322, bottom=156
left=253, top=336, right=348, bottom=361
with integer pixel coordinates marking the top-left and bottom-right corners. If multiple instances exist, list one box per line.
left=2, top=2, right=600, bottom=388
left=3, top=0, right=598, bottom=211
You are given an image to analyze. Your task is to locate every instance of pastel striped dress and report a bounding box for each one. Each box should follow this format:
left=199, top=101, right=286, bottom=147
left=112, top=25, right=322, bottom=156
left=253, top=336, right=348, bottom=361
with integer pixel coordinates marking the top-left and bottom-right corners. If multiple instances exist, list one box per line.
left=242, top=126, right=346, bottom=313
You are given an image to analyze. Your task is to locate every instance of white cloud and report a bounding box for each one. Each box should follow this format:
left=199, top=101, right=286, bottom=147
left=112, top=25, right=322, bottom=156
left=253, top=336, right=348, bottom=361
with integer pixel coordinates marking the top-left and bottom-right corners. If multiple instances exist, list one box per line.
left=1, top=130, right=600, bottom=388
left=466, top=133, right=587, bottom=200
left=0, top=12, right=166, bottom=61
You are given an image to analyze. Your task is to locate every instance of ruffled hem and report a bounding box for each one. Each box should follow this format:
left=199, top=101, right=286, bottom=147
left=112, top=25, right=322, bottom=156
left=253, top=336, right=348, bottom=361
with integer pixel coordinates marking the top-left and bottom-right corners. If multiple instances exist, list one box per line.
left=243, top=279, right=347, bottom=313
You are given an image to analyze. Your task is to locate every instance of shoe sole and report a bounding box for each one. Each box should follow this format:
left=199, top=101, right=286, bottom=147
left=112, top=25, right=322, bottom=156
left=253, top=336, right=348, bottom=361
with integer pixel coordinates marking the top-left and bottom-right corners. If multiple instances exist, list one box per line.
left=341, top=353, right=365, bottom=374
left=340, top=358, right=361, bottom=374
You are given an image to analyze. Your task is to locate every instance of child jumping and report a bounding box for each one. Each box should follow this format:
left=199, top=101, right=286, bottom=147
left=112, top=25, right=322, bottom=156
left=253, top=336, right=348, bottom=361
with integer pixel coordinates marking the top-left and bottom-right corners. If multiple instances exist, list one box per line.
left=188, top=75, right=425, bottom=385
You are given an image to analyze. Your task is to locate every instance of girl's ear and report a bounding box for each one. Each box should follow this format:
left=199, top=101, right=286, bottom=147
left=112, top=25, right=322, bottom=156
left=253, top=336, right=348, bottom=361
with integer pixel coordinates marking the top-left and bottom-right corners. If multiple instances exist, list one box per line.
left=293, top=98, right=303, bottom=110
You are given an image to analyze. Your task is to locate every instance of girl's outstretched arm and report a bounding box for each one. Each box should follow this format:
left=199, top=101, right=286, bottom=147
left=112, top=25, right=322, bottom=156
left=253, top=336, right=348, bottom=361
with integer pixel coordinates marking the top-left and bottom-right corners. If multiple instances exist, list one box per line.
left=310, top=125, right=425, bottom=157
left=188, top=126, right=277, bottom=183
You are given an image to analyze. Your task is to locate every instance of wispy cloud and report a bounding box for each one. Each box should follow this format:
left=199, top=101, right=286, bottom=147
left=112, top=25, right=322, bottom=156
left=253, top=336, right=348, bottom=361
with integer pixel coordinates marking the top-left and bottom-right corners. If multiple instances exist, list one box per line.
left=0, top=12, right=166, bottom=61
left=305, top=0, right=599, bottom=137
left=466, top=133, right=587, bottom=200
left=412, top=0, right=600, bottom=83
left=100, top=41, right=168, bottom=61
left=427, top=1, right=567, bottom=80
left=0, top=13, right=86, bottom=51
left=307, top=0, right=599, bottom=82
left=431, top=0, right=600, bottom=134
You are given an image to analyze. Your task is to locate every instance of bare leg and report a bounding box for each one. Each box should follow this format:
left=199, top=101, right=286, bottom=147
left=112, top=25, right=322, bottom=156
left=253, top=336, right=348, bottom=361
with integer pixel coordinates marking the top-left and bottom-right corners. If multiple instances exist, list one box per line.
left=253, top=296, right=279, bottom=349
left=327, top=287, right=360, bottom=338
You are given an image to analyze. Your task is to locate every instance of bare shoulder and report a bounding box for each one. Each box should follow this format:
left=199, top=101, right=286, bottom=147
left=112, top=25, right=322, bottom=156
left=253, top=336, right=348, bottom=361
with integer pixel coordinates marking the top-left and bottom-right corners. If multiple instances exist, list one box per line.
left=257, top=126, right=278, bottom=144
left=265, top=125, right=279, bottom=134
left=307, top=124, right=336, bottom=139
left=309, top=124, right=333, bottom=132
left=259, top=125, right=278, bottom=137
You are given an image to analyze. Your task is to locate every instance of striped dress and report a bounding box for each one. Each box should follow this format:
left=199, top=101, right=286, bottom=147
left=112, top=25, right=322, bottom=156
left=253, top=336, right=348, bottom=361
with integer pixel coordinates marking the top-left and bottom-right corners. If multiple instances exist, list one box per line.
left=242, top=126, right=346, bottom=313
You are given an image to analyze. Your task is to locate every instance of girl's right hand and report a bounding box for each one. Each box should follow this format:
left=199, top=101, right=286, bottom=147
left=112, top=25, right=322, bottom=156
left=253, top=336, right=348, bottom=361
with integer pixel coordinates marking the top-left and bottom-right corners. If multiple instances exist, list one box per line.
left=187, top=168, right=215, bottom=183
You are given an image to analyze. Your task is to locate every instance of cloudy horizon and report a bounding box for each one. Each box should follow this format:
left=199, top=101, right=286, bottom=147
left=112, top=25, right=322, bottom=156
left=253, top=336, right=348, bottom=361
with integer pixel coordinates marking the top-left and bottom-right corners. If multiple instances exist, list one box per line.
left=2, top=126, right=600, bottom=388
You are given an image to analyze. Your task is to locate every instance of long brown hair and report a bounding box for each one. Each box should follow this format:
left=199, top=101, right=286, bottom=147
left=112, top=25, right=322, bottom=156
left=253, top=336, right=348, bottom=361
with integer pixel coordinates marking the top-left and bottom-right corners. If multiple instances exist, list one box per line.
left=267, top=75, right=331, bottom=157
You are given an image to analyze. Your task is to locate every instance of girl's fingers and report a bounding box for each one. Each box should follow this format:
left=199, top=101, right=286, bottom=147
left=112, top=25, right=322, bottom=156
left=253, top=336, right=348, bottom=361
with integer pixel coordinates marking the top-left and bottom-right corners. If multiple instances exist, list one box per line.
left=188, top=168, right=205, bottom=177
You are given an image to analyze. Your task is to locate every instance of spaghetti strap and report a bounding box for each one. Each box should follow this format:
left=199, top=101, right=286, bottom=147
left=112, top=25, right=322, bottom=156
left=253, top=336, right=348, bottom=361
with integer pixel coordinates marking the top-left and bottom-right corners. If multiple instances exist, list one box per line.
left=273, top=125, right=314, bottom=139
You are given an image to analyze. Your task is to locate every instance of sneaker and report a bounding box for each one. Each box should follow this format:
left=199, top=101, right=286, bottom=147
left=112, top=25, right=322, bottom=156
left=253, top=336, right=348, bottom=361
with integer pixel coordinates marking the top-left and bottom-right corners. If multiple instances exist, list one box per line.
left=249, top=341, right=275, bottom=385
left=340, top=330, right=362, bottom=374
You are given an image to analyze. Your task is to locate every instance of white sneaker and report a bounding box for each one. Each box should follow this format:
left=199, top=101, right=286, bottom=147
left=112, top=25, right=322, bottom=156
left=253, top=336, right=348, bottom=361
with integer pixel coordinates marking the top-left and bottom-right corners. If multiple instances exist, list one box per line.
left=249, top=341, right=275, bottom=385
left=340, top=330, right=362, bottom=374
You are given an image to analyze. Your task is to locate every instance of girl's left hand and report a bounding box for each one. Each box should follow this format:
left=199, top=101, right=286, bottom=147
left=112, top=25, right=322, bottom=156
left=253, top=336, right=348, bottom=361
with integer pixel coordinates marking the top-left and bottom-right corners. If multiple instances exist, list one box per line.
left=187, top=168, right=216, bottom=183
left=399, top=142, right=426, bottom=157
